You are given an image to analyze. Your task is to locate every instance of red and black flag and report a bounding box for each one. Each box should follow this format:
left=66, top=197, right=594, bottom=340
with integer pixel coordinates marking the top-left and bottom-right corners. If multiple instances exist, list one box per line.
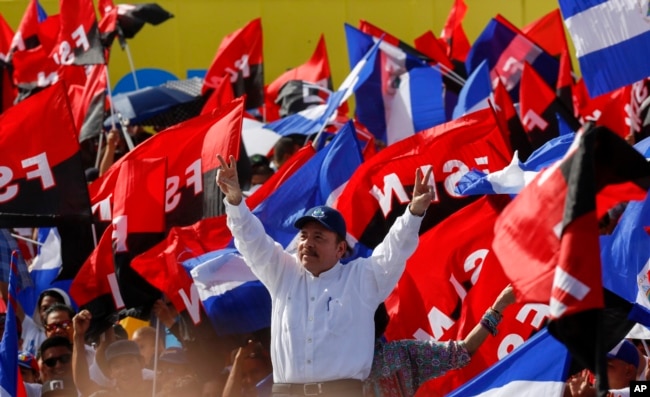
left=335, top=109, right=512, bottom=251
left=556, top=50, right=575, bottom=114
left=493, top=124, right=650, bottom=394
left=51, top=0, right=104, bottom=66
left=264, top=34, right=332, bottom=122
left=131, top=215, right=232, bottom=325
left=200, top=75, right=234, bottom=115
left=439, top=0, right=471, bottom=64
left=0, top=83, right=91, bottom=227
left=519, top=62, right=581, bottom=150
left=0, top=83, right=94, bottom=279
left=69, top=226, right=122, bottom=338
left=68, top=63, right=107, bottom=142
left=492, top=77, right=533, bottom=161
left=574, top=81, right=632, bottom=140
left=0, top=14, right=15, bottom=114
left=10, top=0, right=47, bottom=53
left=111, top=157, right=167, bottom=318
left=89, top=97, right=245, bottom=229
left=202, top=18, right=263, bottom=110
left=99, top=1, right=173, bottom=47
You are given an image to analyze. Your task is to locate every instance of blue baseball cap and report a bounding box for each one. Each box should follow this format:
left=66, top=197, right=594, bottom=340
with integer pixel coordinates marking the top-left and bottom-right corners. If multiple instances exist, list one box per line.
left=607, top=340, right=639, bottom=368
left=294, top=206, right=346, bottom=239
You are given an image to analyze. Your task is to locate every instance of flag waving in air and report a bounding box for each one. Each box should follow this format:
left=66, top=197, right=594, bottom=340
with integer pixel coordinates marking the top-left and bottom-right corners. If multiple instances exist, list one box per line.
left=559, top=0, right=650, bottom=97
left=202, top=18, right=263, bottom=110
left=493, top=124, right=650, bottom=393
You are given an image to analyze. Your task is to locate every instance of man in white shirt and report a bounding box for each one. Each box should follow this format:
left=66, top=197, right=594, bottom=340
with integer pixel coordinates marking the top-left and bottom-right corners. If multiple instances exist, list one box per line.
left=216, top=154, right=434, bottom=397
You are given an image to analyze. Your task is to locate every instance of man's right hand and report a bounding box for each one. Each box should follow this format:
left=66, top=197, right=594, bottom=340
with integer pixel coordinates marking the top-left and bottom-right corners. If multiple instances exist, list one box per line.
left=73, top=310, right=92, bottom=340
left=216, top=154, right=243, bottom=205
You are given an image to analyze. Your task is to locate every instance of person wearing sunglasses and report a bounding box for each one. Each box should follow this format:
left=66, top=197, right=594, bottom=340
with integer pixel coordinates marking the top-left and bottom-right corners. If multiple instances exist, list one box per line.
left=37, top=336, right=74, bottom=388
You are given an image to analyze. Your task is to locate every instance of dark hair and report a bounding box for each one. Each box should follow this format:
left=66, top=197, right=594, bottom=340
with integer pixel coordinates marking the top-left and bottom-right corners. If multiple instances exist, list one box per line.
left=38, top=290, right=65, bottom=309
left=44, top=303, right=76, bottom=324
left=273, top=137, right=300, bottom=165
left=38, top=336, right=73, bottom=359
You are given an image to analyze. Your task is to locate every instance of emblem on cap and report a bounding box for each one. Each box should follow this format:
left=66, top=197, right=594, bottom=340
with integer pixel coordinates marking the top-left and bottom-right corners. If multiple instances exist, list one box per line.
left=311, top=208, right=326, bottom=218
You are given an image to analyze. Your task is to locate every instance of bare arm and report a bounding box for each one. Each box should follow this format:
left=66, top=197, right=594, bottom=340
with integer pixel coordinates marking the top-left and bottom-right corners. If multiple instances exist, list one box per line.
left=72, top=310, right=102, bottom=396
left=99, top=130, right=120, bottom=177
left=463, top=285, right=516, bottom=355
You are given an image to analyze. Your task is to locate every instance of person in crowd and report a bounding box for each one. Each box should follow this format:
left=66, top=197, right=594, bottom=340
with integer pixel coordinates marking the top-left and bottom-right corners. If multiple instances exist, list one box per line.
left=72, top=309, right=153, bottom=397
left=42, top=303, right=75, bottom=341
left=37, top=336, right=74, bottom=387
left=155, top=347, right=197, bottom=392
left=19, top=350, right=40, bottom=383
left=244, top=154, right=275, bottom=197
left=216, top=154, right=433, bottom=397
left=564, top=339, right=639, bottom=397
left=19, top=288, right=73, bottom=356
left=222, top=339, right=273, bottom=397
left=271, top=136, right=301, bottom=170
left=131, top=326, right=165, bottom=369
left=365, top=285, right=516, bottom=397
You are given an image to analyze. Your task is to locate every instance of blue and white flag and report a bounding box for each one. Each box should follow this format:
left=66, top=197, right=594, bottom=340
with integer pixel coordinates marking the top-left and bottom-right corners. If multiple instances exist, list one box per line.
left=447, top=328, right=570, bottom=397
left=559, top=0, right=650, bottom=97
left=455, top=133, right=576, bottom=196
left=17, top=228, right=72, bottom=318
left=182, top=248, right=271, bottom=335
left=0, top=253, right=21, bottom=397
left=264, top=36, right=381, bottom=137
left=253, top=122, right=363, bottom=248
left=452, top=60, right=492, bottom=119
left=345, top=24, right=446, bottom=145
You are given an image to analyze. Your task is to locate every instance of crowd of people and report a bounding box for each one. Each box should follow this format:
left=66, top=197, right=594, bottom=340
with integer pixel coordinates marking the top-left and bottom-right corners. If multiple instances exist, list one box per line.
left=0, top=126, right=645, bottom=397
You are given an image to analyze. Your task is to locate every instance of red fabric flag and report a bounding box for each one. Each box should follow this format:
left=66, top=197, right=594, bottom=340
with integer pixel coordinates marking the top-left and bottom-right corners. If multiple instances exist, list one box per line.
left=413, top=31, right=454, bottom=70
left=439, top=0, right=470, bottom=63
left=51, top=0, right=104, bottom=66
left=69, top=63, right=107, bottom=142
left=519, top=62, right=580, bottom=149
left=69, top=226, right=116, bottom=308
left=10, top=0, right=44, bottom=52
left=576, top=82, right=634, bottom=140
left=131, top=215, right=232, bottom=324
left=522, top=9, right=570, bottom=58
left=492, top=77, right=533, bottom=161
left=200, top=75, right=235, bottom=115
left=89, top=98, right=245, bottom=228
left=557, top=50, right=575, bottom=114
left=336, top=109, right=512, bottom=250
left=493, top=125, right=650, bottom=391
left=202, top=18, right=263, bottom=109
left=111, top=157, right=167, bottom=315
left=0, top=82, right=91, bottom=227
left=0, top=15, right=16, bottom=113
left=264, top=34, right=332, bottom=122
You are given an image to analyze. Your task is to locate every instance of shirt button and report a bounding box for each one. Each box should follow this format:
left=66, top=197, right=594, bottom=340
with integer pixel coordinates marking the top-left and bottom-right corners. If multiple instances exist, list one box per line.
left=307, top=338, right=312, bottom=343
left=310, top=297, right=315, bottom=301
left=307, top=360, right=312, bottom=364
left=308, top=316, right=313, bottom=321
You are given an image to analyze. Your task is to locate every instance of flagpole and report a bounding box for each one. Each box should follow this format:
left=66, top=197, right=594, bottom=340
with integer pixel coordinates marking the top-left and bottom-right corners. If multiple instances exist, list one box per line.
left=10, top=233, right=44, bottom=247
left=104, top=67, right=135, bottom=151
left=123, top=42, right=139, bottom=90
left=151, top=318, right=161, bottom=397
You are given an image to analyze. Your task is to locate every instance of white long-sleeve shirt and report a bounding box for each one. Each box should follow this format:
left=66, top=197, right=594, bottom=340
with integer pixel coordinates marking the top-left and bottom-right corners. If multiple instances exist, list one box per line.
left=225, top=201, right=423, bottom=383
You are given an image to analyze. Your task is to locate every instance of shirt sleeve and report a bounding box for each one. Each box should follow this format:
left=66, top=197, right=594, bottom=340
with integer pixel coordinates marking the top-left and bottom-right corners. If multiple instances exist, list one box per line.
left=363, top=209, right=424, bottom=302
left=224, top=199, right=299, bottom=293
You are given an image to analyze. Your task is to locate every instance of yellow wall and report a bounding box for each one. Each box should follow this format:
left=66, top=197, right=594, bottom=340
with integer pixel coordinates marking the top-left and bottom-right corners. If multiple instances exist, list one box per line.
left=1, top=0, right=564, bottom=90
